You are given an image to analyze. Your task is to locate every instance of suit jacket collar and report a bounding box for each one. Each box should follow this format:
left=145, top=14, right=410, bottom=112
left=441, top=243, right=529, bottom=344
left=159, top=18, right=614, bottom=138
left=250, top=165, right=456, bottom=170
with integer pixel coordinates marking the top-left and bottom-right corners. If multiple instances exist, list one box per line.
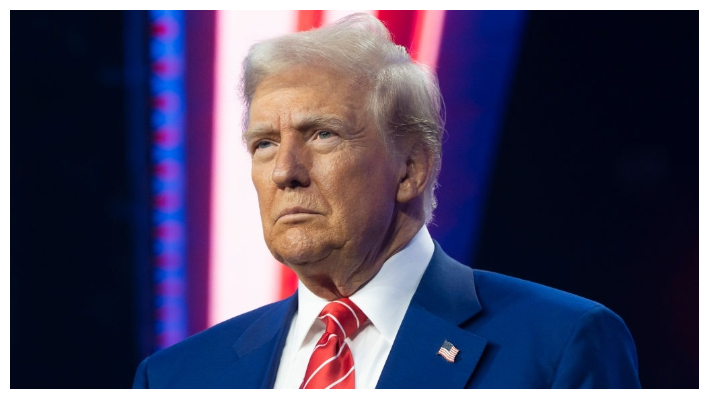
left=230, top=294, right=298, bottom=388
left=376, top=241, right=488, bottom=388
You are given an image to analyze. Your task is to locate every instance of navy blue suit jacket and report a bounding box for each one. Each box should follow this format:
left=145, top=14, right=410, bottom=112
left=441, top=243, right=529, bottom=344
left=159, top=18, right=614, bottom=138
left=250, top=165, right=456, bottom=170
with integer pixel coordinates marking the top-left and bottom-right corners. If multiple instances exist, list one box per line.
left=133, top=243, right=641, bottom=388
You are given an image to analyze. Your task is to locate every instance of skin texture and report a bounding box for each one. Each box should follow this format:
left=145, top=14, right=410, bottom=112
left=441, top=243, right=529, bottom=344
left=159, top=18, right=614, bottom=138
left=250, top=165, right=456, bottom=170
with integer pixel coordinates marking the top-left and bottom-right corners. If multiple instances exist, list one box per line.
left=245, top=66, right=433, bottom=300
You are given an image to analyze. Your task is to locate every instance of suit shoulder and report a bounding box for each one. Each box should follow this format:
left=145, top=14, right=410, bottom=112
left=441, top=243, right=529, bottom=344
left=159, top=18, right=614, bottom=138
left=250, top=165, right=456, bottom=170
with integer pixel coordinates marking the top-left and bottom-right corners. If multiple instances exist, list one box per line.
left=466, top=270, right=639, bottom=388
left=159, top=300, right=283, bottom=355
left=138, top=298, right=292, bottom=384
left=472, top=269, right=608, bottom=319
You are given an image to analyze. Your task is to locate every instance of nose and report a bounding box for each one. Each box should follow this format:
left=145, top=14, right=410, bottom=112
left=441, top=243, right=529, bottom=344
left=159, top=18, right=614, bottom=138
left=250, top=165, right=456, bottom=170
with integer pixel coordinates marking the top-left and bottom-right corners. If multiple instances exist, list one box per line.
left=271, top=136, right=311, bottom=189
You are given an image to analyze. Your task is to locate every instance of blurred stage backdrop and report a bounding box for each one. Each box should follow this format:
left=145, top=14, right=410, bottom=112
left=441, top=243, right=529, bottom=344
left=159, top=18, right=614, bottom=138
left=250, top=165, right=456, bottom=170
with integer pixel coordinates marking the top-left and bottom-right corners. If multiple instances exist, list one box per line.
left=11, top=10, right=698, bottom=388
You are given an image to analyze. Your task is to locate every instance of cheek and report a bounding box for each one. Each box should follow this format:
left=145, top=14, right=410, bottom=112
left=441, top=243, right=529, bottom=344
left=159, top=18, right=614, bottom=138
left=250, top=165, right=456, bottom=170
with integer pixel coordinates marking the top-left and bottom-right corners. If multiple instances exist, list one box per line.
left=252, top=165, right=275, bottom=208
left=252, top=159, right=272, bottom=188
left=324, top=157, right=397, bottom=215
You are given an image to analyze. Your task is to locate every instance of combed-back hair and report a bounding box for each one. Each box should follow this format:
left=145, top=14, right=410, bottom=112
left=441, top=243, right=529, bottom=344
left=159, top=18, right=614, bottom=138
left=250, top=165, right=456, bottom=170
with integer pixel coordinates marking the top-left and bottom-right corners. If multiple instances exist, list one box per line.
left=241, top=13, right=444, bottom=223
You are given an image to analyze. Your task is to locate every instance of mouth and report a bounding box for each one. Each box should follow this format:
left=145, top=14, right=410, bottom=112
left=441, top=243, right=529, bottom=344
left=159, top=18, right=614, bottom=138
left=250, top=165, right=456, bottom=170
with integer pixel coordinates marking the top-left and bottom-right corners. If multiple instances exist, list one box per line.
left=276, top=207, right=319, bottom=222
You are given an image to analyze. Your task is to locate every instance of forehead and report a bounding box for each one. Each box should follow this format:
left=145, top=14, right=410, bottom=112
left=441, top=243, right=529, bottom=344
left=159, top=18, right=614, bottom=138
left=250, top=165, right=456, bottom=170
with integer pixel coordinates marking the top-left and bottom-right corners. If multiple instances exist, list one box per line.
left=255, top=65, right=357, bottom=94
left=247, top=66, right=370, bottom=128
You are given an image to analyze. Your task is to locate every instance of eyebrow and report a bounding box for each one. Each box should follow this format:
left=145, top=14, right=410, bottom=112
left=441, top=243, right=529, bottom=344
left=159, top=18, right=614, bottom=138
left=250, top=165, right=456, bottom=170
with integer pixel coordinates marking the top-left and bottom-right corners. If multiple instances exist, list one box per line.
left=243, top=114, right=347, bottom=143
left=242, top=124, right=274, bottom=144
left=293, top=114, right=346, bottom=132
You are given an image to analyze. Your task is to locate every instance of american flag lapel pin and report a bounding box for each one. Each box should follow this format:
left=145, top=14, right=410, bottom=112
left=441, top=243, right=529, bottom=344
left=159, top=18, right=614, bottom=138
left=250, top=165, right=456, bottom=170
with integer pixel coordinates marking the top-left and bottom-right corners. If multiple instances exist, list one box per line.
left=437, top=340, right=459, bottom=363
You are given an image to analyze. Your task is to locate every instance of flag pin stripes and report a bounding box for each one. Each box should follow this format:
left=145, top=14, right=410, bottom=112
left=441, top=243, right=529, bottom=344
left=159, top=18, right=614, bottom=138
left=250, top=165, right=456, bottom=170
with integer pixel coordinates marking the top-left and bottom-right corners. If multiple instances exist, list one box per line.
left=437, top=340, right=459, bottom=363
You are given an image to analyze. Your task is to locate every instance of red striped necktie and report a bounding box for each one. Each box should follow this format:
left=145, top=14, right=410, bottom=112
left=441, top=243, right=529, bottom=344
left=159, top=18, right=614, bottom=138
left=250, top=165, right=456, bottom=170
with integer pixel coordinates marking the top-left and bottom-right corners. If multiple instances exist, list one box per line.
left=300, top=298, right=368, bottom=389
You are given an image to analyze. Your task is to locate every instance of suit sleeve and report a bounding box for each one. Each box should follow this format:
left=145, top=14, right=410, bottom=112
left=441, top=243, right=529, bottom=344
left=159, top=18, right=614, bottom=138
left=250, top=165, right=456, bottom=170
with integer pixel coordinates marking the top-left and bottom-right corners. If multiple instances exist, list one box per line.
left=550, top=304, right=641, bottom=388
left=132, top=357, right=150, bottom=389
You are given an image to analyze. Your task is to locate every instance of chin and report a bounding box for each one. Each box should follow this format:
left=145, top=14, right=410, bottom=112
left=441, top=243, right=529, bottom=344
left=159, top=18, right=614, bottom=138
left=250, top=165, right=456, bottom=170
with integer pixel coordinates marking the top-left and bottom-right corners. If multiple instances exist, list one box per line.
left=269, top=229, right=334, bottom=266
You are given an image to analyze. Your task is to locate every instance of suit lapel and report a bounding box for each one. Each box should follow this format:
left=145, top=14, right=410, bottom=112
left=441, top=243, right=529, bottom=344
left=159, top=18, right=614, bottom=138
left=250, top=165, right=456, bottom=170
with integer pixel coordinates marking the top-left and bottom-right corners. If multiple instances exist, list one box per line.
left=376, top=243, right=487, bottom=388
left=221, top=294, right=297, bottom=388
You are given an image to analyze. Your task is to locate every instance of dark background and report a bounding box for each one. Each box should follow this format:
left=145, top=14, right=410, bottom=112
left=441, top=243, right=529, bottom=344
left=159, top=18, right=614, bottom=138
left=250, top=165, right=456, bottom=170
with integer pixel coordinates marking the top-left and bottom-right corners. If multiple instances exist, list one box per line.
left=11, top=11, right=698, bottom=388
left=475, top=11, right=698, bottom=389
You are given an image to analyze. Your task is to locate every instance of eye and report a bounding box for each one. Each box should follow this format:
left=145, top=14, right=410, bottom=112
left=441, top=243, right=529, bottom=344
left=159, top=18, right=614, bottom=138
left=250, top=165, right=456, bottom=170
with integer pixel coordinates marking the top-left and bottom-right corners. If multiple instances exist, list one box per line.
left=316, top=130, right=333, bottom=139
left=256, top=141, right=272, bottom=150
left=250, top=140, right=275, bottom=155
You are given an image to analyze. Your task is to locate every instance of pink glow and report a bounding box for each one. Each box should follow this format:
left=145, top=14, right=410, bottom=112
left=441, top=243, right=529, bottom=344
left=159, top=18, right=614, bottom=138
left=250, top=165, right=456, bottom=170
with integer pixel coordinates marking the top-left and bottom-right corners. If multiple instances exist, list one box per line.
left=410, top=10, right=447, bottom=68
left=209, top=11, right=299, bottom=326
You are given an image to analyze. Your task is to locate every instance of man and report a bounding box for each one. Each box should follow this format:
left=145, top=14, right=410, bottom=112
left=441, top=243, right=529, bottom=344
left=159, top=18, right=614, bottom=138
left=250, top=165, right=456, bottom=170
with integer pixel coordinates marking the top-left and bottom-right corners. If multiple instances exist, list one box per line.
left=133, top=13, right=640, bottom=388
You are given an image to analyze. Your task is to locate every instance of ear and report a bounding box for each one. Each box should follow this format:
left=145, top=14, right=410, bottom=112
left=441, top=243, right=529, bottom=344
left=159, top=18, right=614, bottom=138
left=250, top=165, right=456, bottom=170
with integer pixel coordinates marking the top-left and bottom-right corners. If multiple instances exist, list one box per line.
left=396, top=143, right=434, bottom=204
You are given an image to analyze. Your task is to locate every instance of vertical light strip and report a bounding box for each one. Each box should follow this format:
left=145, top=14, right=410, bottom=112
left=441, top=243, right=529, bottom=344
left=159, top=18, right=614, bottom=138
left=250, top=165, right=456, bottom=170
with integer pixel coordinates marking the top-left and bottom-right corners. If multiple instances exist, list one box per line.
left=209, top=10, right=299, bottom=327
left=410, top=11, right=447, bottom=68
left=149, top=10, right=187, bottom=350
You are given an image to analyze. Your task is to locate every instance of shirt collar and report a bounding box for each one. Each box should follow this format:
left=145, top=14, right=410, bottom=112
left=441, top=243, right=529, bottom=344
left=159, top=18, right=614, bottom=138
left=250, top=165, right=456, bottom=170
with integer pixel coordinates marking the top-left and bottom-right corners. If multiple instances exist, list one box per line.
left=294, top=225, right=435, bottom=346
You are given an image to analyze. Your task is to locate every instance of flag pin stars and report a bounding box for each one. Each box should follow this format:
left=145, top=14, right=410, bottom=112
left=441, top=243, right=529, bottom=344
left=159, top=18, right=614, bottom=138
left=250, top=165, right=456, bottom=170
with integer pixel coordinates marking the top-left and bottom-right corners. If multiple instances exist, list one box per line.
left=437, top=340, right=459, bottom=363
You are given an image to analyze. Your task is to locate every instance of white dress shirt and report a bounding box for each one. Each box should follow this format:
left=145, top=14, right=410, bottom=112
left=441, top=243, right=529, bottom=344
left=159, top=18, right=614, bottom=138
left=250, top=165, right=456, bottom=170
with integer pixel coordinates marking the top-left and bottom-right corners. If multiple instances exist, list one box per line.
left=273, top=226, right=435, bottom=389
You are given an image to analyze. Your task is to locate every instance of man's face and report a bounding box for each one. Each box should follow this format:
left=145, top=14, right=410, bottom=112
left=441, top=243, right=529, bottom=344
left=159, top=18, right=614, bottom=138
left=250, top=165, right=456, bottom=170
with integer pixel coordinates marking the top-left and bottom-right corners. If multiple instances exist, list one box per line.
left=245, top=66, right=401, bottom=276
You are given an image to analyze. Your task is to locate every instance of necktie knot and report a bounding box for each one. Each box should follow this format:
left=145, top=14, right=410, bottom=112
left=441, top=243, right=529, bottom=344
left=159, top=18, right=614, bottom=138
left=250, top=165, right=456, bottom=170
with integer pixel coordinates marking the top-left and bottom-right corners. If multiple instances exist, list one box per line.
left=319, top=298, right=367, bottom=339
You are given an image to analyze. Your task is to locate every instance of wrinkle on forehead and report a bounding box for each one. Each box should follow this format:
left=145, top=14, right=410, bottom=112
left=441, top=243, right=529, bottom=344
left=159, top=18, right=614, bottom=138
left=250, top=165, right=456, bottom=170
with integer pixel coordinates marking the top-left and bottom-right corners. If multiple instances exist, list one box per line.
left=245, top=71, right=372, bottom=142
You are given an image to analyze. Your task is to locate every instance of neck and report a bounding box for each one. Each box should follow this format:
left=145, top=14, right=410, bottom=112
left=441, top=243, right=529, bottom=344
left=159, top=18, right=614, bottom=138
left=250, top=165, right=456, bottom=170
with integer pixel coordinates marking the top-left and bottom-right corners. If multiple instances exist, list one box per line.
left=291, top=212, right=424, bottom=301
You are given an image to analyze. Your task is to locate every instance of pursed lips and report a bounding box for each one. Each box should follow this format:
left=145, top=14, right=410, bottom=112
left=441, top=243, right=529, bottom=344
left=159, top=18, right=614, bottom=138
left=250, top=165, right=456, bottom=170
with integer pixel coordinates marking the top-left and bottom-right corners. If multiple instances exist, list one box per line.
left=276, top=206, right=319, bottom=221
